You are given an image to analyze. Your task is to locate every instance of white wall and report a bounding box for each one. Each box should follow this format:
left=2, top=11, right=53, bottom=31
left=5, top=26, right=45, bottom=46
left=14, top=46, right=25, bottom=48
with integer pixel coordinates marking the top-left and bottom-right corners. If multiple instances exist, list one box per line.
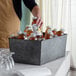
left=71, top=0, right=76, bottom=68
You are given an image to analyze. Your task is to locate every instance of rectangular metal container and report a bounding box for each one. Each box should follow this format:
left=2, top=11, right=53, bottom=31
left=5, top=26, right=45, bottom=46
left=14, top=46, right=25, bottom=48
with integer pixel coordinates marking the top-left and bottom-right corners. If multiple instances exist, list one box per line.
left=9, top=34, right=67, bottom=65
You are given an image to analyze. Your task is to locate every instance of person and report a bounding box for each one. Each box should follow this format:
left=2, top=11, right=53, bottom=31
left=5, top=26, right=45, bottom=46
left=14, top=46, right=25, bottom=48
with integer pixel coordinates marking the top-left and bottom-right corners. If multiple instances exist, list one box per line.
left=0, top=0, right=43, bottom=48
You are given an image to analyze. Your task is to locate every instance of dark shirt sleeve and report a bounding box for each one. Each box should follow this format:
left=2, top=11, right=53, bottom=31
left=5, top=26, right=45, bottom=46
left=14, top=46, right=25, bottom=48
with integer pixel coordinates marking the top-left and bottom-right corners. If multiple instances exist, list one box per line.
left=23, top=0, right=37, bottom=11
left=12, top=0, right=37, bottom=20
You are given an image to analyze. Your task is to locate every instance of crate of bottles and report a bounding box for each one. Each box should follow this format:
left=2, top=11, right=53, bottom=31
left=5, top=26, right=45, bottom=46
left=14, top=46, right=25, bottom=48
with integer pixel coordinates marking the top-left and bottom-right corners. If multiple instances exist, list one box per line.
left=9, top=28, right=67, bottom=65
left=9, top=17, right=67, bottom=65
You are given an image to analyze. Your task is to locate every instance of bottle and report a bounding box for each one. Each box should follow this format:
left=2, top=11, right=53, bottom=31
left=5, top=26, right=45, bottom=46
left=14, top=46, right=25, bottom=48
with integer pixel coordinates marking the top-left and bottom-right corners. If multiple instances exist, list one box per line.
left=17, top=34, right=25, bottom=39
left=32, top=17, right=38, bottom=25
left=45, top=26, right=50, bottom=39
left=31, top=17, right=43, bottom=40
left=52, top=29, right=57, bottom=36
left=29, top=33, right=36, bottom=40
left=45, top=26, right=53, bottom=39
left=24, top=26, right=30, bottom=32
left=32, top=17, right=39, bottom=34
left=32, top=24, right=38, bottom=34
left=24, top=26, right=33, bottom=37
left=36, top=31, right=43, bottom=40
left=10, top=34, right=17, bottom=39
left=45, top=26, right=51, bottom=33
left=56, top=29, right=64, bottom=36
left=49, top=30, right=54, bottom=38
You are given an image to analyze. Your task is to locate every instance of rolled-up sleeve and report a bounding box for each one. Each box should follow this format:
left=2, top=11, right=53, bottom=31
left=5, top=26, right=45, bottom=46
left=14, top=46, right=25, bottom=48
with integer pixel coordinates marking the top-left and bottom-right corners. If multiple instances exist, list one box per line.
left=23, top=0, right=37, bottom=11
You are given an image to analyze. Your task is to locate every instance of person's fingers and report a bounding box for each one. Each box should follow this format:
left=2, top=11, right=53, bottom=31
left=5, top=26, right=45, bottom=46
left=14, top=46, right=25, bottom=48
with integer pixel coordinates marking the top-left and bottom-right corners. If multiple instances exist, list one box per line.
left=36, top=17, right=41, bottom=25
left=37, top=18, right=43, bottom=26
left=38, top=20, right=42, bottom=27
left=36, top=17, right=43, bottom=29
left=39, top=22, right=43, bottom=30
left=40, top=21, right=43, bottom=28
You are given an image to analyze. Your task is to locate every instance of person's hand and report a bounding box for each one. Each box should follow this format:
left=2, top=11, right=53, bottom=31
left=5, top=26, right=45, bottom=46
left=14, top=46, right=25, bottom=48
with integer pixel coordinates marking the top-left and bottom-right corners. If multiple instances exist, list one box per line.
left=32, top=6, right=43, bottom=29
left=36, top=17, right=43, bottom=29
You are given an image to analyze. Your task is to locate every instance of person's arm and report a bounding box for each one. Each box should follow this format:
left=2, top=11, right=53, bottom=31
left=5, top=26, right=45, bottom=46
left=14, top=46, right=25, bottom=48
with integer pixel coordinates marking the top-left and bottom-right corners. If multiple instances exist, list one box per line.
left=23, top=0, right=43, bottom=28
